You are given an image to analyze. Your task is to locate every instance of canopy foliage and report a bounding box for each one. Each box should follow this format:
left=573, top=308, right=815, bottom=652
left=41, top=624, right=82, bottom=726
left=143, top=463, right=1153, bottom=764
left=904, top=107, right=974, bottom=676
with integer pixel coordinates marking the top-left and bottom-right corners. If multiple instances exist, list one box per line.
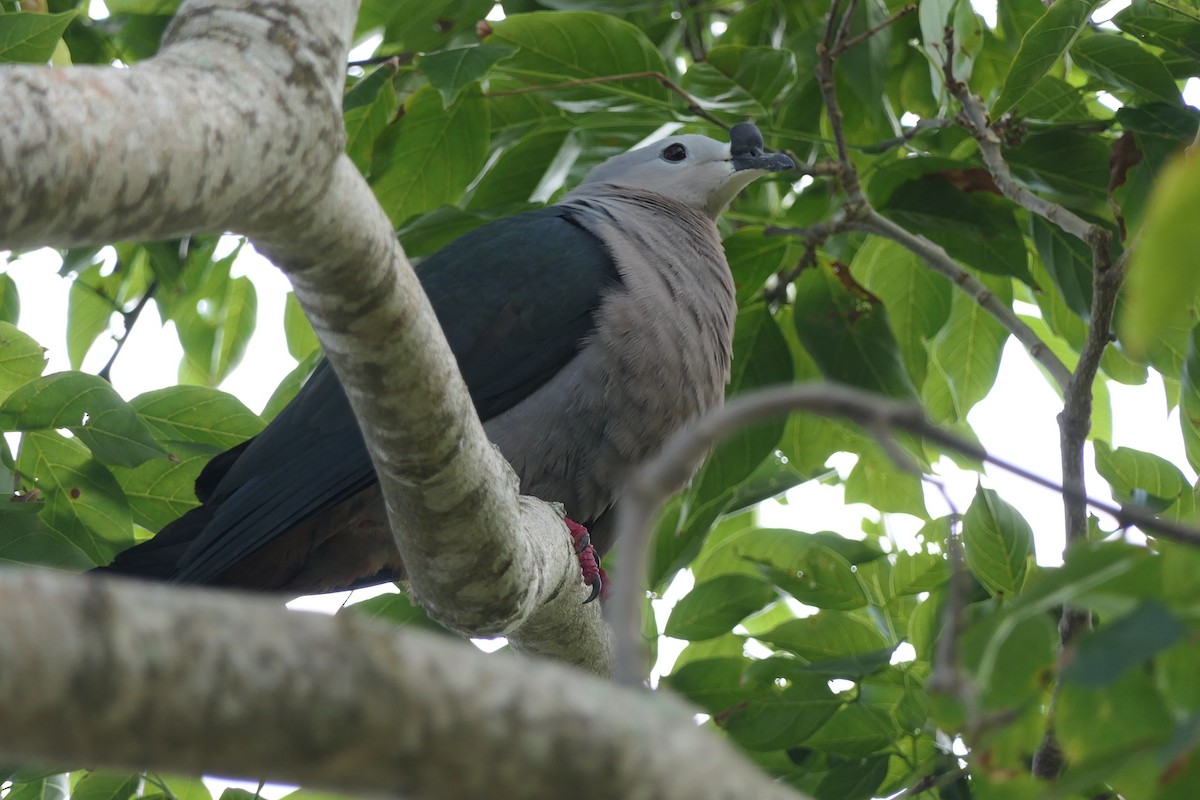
left=3, top=0, right=1200, bottom=798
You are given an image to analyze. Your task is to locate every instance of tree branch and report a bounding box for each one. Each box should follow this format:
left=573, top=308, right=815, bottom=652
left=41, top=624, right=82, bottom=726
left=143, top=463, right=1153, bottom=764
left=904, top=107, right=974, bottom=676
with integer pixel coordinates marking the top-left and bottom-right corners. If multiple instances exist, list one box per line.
left=98, top=279, right=159, bottom=383
left=252, top=156, right=610, bottom=666
left=779, top=11, right=1072, bottom=392
left=939, top=33, right=1128, bottom=777
left=0, top=570, right=810, bottom=800
left=608, top=383, right=1200, bottom=683
left=0, top=0, right=611, bottom=670
left=768, top=211, right=1074, bottom=391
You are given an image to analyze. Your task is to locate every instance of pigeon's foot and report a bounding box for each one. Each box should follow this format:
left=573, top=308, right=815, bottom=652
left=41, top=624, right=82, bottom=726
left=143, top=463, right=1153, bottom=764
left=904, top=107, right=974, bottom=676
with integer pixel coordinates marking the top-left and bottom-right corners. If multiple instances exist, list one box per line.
left=565, top=518, right=608, bottom=604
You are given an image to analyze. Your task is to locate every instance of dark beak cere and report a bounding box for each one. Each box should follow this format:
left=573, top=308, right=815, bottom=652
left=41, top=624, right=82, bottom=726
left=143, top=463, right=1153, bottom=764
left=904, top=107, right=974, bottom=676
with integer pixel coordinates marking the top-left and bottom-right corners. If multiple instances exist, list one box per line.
left=729, top=122, right=797, bottom=173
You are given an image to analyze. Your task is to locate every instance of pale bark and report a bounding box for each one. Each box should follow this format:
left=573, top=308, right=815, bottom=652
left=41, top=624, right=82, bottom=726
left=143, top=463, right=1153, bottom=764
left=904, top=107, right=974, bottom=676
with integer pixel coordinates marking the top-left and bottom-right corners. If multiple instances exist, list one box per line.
left=0, top=0, right=608, bottom=669
left=0, top=570, right=807, bottom=800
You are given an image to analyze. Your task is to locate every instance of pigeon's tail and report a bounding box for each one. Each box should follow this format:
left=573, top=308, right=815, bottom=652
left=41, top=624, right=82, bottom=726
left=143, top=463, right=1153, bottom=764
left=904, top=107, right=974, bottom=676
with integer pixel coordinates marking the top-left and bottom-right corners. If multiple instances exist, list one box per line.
left=91, top=502, right=216, bottom=582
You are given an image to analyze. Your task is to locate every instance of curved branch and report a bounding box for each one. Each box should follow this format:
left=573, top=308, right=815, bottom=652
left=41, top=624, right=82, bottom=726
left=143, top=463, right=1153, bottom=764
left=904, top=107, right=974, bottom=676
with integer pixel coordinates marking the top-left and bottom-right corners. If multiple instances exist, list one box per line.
left=608, top=383, right=1200, bottom=683
left=0, top=570, right=809, bottom=800
left=0, top=0, right=610, bottom=670
left=252, top=156, right=610, bottom=668
left=767, top=213, right=1074, bottom=392
left=0, top=1, right=351, bottom=248
left=848, top=210, right=1073, bottom=392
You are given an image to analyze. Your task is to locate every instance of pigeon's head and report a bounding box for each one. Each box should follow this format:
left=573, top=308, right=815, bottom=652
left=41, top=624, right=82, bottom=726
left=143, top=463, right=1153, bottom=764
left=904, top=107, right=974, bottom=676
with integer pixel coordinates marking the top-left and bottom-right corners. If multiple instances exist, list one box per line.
left=579, top=122, right=796, bottom=220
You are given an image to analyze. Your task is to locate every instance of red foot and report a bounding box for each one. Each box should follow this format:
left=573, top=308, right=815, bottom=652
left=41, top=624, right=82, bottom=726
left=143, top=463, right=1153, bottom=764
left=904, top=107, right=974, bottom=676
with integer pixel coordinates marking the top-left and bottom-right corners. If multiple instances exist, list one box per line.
left=565, top=518, right=608, bottom=603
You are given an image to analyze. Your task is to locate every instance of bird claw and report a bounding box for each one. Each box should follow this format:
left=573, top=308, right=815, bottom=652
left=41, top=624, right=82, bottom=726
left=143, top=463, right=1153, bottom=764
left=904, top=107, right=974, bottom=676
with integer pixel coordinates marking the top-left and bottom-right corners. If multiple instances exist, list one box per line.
left=565, top=518, right=608, bottom=604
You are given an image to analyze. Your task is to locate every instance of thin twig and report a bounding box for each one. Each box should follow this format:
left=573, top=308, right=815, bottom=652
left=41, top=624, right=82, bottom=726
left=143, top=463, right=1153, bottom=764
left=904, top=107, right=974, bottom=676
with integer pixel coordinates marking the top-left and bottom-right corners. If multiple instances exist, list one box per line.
left=832, top=3, right=917, bottom=56
left=768, top=210, right=1073, bottom=391
left=347, top=53, right=412, bottom=68
left=607, top=383, right=1200, bottom=685
left=942, top=29, right=1095, bottom=246
left=98, top=280, right=158, bottom=383
left=781, top=10, right=1072, bottom=394
left=860, top=117, right=955, bottom=154
left=816, top=2, right=865, bottom=203
left=889, top=766, right=970, bottom=800
left=929, top=512, right=976, bottom=719
left=486, top=71, right=730, bottom=130
left=761, top=218, right=848, bottom=304
left=678, top=0, right=707, bottom=63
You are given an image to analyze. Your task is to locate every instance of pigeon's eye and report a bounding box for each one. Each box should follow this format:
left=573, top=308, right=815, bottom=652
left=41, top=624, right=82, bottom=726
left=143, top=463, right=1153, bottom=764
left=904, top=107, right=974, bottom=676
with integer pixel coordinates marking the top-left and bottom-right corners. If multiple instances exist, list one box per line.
left=662, top=143, right=688, bottom=162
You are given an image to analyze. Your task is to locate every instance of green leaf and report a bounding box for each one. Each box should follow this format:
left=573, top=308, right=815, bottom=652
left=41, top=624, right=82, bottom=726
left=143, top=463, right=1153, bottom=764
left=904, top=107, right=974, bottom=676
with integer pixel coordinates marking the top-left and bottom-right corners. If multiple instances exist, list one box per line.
left=726, top=660, right=842, bottom=751
left=705, top=45, right=797, bottom=109
left=343, top=590, right=446, bottom=633
left=960, top=606, right=1057, bottom=709
left=69, top=772, right=140, bottom=800
left=0, top=504, right=93, bottom=570
left=759, top=611, right=890, bottom=666
left=1058, top=668, right=1173, bottom=762
left=1013, top=75, right=1096, bottom=124
left=108, top=442, right=211, bottom=530
left=0, top=372, right=167, bottom=467
left=343, top=65, right=399, bottom=175
left=356, top=0, right=492, bottom=51
left=693, top=526, right=882, bottom=583
left=665, top=574, right=777, bottom=641
left=803, top=705, right=898, bottom=758
left=853, top=237, right=953, bottom=388
left=213, top=275, right=256, bottom=384
left=130, top=385, right=262, bottom=449
left=0, top=321, right=48, bottom=403
left=1063, top=601, right=1185, bottom=687
left=880, top=177, right=1032, bottom=284
left=283, top=292, right=321, bottom=362
left=487, top=12, right=671, bottom=104
left=665, top=657, right=750, bottom=715
left=467, top=127, right=568, bottom=209
left=1115, top=3, right=1200, bottom=61
left=1181, top=325, right=1200, bottom=473
left=1005, top=129, right=1113, bottom=202
left=923, top=286, right=1010, bottom=422
left=992, top=0, right=1104, bottom=117
left=725, top=228, right=792, bottom=306
left=1094, top=439, right=1186, bottom=511
left=372, top=85, right=490, bottom=226
left=962, top=486, right=1033, bottom=597
left=792, top=264, right=916, bottom=399
left=105, top=0, right=179, bottom=12
left=145, top=776, right=210, bottom=800
left=1030, top=214, right=1094, bottom=317
left=343, top=60, right=398, bottom=113
left=844, top=452, right=929, bottom=519
left=418, top=44, right=516, bottom=106
left=259, top=349, right=321, bottom=423
left=920, top=0, right=983, bottom=101
left=0, top=10, right=76, bottom=63
left=1117, top=103, right=1200, bottom=141
left=0, top=272, right=19, bottom=324
left=66, top=263, right=117, bottom=370
left=1121, top=152, right=1200, bottom=355
left=1072, top=33, right=1182, bottom=106
left=756, top=544, right=870, bottom=612
left=814, top=756, right=890, bottom=800
left=682, top=45, right=797, bottom=112
left=15, top=430, right=133, bottom=564
left=891, top=552, right=952, bottom=595
left=3, top=775, right=69, bottom=800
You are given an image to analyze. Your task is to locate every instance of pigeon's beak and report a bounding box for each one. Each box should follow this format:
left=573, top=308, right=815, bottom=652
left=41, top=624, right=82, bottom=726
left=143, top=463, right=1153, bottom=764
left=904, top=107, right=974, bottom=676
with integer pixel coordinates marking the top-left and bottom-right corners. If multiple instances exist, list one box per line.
left=729, top=122, right=797, bottom=173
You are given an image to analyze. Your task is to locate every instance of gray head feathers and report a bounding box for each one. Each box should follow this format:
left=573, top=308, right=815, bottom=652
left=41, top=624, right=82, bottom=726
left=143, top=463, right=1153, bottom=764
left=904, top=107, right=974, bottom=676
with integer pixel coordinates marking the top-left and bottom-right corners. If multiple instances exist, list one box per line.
left=574, top=123, right=796, bottom=219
